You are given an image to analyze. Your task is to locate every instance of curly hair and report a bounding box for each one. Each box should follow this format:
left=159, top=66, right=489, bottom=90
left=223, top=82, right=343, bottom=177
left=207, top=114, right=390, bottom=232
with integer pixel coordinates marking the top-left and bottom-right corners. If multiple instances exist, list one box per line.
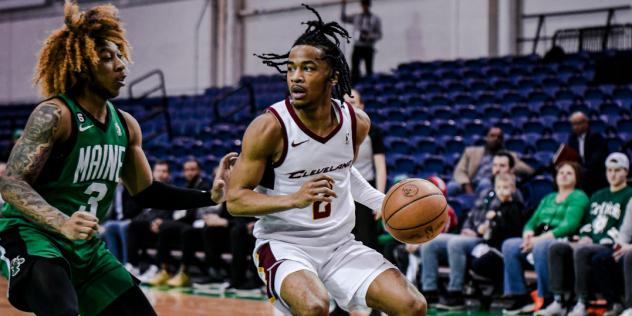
left=255, top=4, right=352, bottom=104
left=33, top=0, right=131, bottom=97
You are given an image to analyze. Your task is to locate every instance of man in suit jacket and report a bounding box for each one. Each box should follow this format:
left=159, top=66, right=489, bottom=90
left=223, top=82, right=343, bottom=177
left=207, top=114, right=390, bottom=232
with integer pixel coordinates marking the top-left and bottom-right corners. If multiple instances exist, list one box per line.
left=450, top=127, right=534, bottom=195
left=567, top=111, right=609, bottom=196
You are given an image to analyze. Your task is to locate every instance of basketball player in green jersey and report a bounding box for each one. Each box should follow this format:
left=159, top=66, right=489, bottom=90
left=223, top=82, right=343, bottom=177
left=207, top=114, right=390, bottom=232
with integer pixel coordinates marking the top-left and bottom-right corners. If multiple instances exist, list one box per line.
left=0, top=2, right=236, bottom=316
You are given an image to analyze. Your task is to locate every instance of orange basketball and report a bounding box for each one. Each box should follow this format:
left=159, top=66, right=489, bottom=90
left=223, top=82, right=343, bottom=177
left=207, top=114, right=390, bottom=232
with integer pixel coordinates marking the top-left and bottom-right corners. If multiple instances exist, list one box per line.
left=382, top=178, right=449, bottom=244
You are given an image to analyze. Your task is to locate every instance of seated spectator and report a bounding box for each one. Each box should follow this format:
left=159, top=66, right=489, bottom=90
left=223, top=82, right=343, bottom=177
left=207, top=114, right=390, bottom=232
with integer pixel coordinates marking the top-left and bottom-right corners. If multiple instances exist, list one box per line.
left=124, top=161, right=174, bottom=281
left=583, top=153, right=632, bottom=316
left=470, top=173, right=528, bottom=285
left=100, top=183, right=142, bottom=264
left=449, top=127, right=533, bottom=195
left=420, top=151, right=524, bottom=310
left=538, top=153, right=632, bottom=316
left=567, top=111, right=609, bottom=196
left=146, top=158, right=213, bottom=287
left=502, top=162, right=589, bottom=315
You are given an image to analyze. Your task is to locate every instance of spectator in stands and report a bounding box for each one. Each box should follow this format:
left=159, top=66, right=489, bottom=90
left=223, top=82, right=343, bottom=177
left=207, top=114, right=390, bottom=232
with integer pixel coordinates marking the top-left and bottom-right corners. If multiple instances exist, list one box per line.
left=345, top=89, right=386, bottom=251
left=502, top=162, right=589, bottom=315
left=100, top=183, right=142, bottom=264
left=567, top=111, right=609, bottom=196
left=578, top=153, right=632, bottom=316
left=341, top=0, right=382, bottom=85
left=125, top=161, right=173, bottom=282
left=146, top=158, right=212, bottom=287
left=420, top=151, right=524, bottom=310
left=471, top=173, right=527, bottom=286
left=449, top=127, right=533, bottom=195
left=537, top=153, right=632, bottom=316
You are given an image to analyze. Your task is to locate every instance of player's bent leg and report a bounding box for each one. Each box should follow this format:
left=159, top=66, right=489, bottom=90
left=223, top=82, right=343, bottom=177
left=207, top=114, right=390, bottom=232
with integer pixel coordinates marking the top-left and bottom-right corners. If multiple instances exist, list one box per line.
left=17, top=257, right=79, bottom=316
left=280, top=269, right=330, bottom=316
left=365, top=268, right=427, bottom=316
left=97, top=286, right=157, bottom=316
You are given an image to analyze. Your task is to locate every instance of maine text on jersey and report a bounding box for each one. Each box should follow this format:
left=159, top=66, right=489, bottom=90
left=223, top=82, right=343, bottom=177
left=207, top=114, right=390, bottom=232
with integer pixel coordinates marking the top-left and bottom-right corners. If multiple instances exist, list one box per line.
left=73, top=144, right=126, bottom=183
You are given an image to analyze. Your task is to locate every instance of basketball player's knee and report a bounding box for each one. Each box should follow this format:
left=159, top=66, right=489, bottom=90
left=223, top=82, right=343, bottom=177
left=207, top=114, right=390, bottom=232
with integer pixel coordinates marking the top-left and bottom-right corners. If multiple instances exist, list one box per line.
left=294, top=295, right=329, bottom=316
left=400, top=294, right=427, bottom=316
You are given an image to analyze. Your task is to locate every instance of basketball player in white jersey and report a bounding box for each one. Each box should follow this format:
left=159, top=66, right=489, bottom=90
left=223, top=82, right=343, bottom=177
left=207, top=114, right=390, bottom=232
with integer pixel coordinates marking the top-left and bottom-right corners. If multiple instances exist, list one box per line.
left=226, top=5, right=426, bottom=316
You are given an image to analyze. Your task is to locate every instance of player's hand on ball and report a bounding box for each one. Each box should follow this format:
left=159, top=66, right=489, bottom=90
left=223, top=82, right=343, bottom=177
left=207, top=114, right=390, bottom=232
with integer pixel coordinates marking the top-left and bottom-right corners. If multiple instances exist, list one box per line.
left=211, top=152, right=239, bottom=203
left=291, top=174, right=337, bottom=208
left=60, top=211, right=99, bottom=241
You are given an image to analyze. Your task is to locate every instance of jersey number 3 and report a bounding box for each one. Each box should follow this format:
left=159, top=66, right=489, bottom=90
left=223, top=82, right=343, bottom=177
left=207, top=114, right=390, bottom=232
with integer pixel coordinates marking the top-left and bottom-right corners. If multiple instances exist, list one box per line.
left=79, top=183, right=108, bottom=216
left=313, top=201, right=331, bottom=220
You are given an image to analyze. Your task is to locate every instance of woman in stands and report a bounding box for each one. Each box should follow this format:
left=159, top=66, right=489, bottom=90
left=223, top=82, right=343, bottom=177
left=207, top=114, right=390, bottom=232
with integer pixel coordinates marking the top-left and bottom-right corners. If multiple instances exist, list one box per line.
left=501, top=162, right=589, bottom=315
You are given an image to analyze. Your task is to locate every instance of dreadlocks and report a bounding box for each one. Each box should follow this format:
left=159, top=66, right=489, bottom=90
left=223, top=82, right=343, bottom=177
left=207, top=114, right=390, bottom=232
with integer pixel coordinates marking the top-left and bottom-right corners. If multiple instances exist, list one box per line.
left=33, top=0, right=131, bottom=97
left=255, top=4, right=352, bottom=104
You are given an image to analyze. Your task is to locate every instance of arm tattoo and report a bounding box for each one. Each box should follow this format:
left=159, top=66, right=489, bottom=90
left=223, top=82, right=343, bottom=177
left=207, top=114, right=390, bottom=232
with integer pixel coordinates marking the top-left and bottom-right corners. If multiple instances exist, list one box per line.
left=0, top=103, right=69, bottom=232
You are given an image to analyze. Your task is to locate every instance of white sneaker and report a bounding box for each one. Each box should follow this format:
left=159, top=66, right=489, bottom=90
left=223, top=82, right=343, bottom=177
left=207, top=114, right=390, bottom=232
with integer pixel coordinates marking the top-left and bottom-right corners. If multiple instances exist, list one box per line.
left=535, top=301, right=565, bottom=316
left=124, top=263, right=140, bottom=277
left=621, top=308, right=632, bottom=316
left=567, top=302, right=587, bottom=316
left=138, top=265, right=159, bottom=283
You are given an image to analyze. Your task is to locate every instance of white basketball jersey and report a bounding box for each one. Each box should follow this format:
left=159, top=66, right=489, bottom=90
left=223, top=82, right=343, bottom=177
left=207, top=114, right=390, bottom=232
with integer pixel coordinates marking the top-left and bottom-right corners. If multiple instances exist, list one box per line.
left=254, top=98, right=358, bottom=247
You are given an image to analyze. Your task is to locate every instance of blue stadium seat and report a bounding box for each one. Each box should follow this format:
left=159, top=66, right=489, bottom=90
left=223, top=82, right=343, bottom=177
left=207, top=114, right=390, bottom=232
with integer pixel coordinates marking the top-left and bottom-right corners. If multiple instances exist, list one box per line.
left=436, top=120, right=462, bottom=137
left=433, top=106, right=454, bottom=120
left=607, top=136, right=623, bottom=153
left=618, top=118, right=632, bottom=134
left=534, top=151, right=554, bottom=167
left=414, top=137, right=441, bottom=155
left=590, top=119, right=608, bottom=134
left=599, top=102, right=622, bottom=117
left=422, top=156, right=447, bottom=175
left=506, top=137, right=528, bottom=153
left=526, top=176, right=554, bottom=209
left=385, top=137, right=412, bottom=154
left=536, top=137, right=559, bottom=153
left=464, top=120, right=487, bottom=136
left=392, top=155, right=418, bottom=174
left=445, top=137, right=465, bottom=154
left=522, top=121, right=547, bottom=134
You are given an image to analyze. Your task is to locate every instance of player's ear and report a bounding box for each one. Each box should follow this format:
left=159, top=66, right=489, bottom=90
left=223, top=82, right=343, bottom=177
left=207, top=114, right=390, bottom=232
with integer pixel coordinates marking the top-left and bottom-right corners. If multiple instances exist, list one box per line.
left=330, top=71, right=339, bottom=86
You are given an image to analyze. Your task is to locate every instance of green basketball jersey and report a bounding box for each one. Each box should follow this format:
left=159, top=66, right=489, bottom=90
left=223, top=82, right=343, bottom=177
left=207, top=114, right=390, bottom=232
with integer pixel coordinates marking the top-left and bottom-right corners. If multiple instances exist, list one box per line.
left=579, top=186, right=632, bottom=245
left=2, top=93, right=129, bottom=222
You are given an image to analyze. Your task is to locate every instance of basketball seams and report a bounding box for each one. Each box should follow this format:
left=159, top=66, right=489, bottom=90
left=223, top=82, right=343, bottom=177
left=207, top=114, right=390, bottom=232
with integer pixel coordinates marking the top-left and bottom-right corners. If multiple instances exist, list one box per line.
left=386, top=201, right=448, bottom=230
left=381, top=178, right=418, bottom=217
left=384, top=192, right=444, bottom=223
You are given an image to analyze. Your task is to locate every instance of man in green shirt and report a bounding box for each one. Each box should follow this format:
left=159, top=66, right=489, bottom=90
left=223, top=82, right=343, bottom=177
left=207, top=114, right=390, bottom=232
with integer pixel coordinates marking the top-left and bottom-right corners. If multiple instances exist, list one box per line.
left=537, top=153, right=632, bottom=316
left=0, top=2, right=235, bottom=316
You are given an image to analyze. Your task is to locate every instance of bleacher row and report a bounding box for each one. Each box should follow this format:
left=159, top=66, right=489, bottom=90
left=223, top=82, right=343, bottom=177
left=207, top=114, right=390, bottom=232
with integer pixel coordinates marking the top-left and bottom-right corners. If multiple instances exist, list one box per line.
left=0, top=50, right=631, bottom=219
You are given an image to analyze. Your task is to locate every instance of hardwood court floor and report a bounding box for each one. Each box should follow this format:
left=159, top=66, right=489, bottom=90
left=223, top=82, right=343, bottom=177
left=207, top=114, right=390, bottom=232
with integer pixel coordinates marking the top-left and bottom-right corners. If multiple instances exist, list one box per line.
left=1, top=278, right=519, bottom=316
left=0, top=278, right=281, bottom=316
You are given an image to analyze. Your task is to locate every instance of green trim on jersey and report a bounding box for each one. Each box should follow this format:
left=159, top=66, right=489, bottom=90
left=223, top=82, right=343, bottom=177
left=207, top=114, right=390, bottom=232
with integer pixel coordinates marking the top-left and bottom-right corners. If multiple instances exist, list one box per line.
left=2, top=93, right=129, bottom=222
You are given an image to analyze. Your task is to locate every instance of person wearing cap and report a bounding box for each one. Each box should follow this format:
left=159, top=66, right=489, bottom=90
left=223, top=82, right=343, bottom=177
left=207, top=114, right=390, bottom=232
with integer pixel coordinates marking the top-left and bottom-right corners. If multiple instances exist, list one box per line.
left=537, top=152, right=632, bottom=316
left=592, top=153, right=632, bottom=316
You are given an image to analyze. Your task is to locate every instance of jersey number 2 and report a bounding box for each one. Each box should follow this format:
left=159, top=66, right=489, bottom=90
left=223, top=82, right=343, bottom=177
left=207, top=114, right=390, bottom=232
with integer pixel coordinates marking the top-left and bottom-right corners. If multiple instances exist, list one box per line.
left=313, top=201, right=331, bottom=219
left=79, top=183, right=108, bottom=216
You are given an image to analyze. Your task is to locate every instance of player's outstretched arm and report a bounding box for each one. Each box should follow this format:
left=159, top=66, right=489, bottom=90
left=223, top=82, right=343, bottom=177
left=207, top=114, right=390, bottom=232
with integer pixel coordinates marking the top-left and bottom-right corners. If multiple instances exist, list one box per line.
left=119, top=111, right=237, bottom=208
left=0, top=101, right=98, bottom=240
left=227, top=113, right=337, bottom=216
